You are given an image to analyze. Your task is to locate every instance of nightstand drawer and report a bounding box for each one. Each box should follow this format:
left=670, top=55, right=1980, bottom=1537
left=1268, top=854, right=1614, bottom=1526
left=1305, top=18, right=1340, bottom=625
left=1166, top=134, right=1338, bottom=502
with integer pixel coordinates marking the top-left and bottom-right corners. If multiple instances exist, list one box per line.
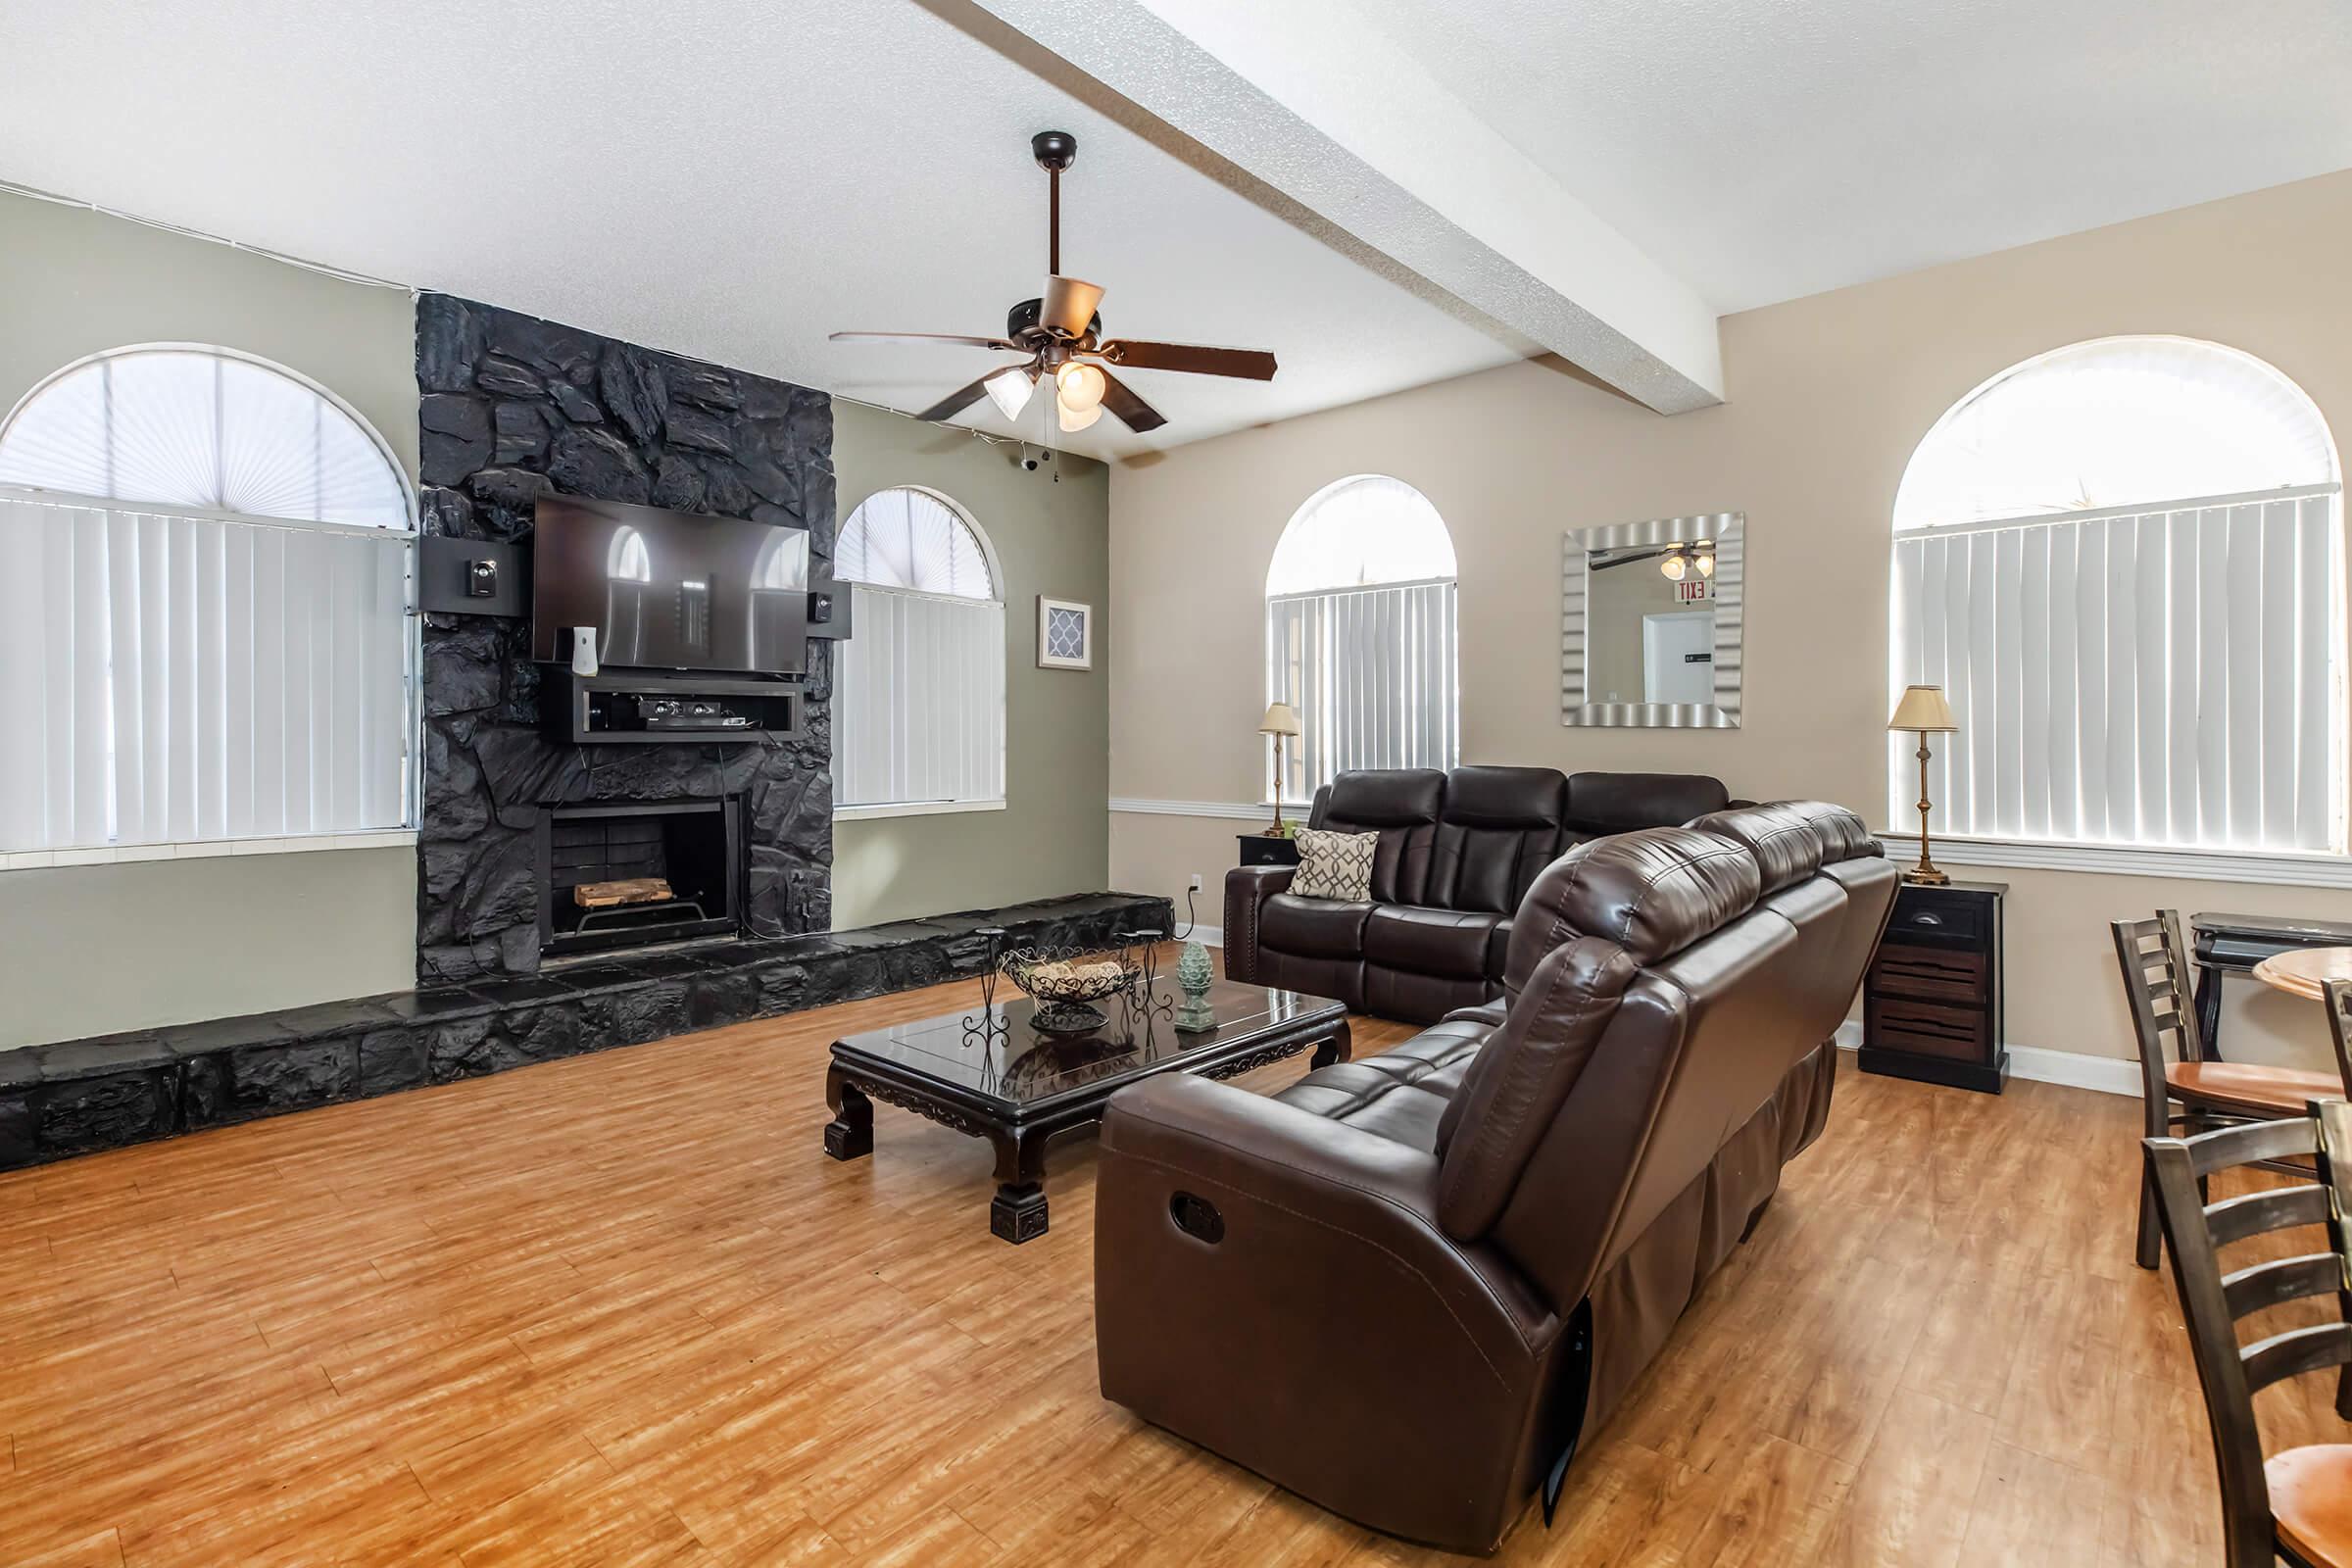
left=1866, top=996, right=1990, bottom=1062
left=1870, top=946, right=1987, bottom=1004
left=1886, top=890, right=1987, bottom=947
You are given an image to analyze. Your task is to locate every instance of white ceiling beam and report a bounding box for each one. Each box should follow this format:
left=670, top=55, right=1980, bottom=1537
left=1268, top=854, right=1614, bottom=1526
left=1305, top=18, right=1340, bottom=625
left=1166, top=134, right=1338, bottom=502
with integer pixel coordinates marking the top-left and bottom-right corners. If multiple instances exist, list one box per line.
left=961, top=0, right=1725, bottom=413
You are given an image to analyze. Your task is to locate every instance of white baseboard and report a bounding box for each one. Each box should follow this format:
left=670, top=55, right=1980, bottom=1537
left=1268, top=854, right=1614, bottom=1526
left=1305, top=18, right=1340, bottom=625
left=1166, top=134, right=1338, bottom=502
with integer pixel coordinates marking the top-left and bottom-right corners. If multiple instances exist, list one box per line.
left=1832, top=1020, right=2137, bottom=1098
left=1172, top=923, right=1223, bottom=949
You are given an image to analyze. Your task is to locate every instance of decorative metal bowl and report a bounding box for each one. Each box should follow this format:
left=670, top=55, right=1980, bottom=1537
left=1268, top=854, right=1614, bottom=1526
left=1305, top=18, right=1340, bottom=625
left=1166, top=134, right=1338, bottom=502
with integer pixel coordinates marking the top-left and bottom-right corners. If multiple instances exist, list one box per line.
left=1002, top=947, right=1139, bottom=1036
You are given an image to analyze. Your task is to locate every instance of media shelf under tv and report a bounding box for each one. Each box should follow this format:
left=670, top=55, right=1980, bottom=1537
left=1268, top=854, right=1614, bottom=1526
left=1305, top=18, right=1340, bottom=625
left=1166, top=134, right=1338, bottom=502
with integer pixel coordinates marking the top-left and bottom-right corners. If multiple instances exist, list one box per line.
left=542, top=667, right=802, bottom=745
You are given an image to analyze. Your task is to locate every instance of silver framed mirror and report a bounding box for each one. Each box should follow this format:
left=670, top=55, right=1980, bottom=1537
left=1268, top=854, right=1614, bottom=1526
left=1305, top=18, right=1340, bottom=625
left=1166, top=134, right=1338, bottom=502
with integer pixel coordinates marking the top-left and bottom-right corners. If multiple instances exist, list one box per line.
left=1561, top=512, right=1743, bottom=728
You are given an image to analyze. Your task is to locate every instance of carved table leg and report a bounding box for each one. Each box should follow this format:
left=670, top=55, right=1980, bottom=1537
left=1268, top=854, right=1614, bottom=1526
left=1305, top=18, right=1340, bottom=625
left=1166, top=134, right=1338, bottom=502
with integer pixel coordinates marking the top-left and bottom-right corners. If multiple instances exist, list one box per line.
left=1312, top=1019, right=1353, bottom=1068
left=823, top=1070, right=873, bottom=1161
left=988, top=1129, right=1049, bottom=1244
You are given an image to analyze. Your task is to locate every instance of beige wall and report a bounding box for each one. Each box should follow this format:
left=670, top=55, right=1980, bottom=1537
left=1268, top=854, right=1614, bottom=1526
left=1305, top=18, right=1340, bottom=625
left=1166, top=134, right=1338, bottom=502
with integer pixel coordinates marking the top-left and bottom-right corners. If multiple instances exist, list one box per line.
left=1107, top=170, right=2352, bottom=1073
left=829, top=401, right=1111, bottom=927
left=0, top=189, right=422, bottom=1048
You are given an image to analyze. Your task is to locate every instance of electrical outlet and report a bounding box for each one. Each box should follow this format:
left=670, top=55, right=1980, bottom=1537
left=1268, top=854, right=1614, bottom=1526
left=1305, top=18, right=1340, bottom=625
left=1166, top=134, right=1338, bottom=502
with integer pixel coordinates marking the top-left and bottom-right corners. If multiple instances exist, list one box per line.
left=1189, top=873, right=1204, bottom=892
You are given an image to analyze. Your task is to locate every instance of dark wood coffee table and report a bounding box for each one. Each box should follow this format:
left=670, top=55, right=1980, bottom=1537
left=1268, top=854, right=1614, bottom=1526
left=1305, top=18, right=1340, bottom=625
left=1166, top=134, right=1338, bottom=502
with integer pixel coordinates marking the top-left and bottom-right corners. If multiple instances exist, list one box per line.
left=822, top=978, right=1350, bottom=1243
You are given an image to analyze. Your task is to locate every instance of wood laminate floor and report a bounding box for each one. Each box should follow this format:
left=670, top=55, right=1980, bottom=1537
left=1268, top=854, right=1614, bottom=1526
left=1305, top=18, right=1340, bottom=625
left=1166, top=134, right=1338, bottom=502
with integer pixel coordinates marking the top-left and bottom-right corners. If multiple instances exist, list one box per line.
left=0, top=958, right=2334, bottom=1566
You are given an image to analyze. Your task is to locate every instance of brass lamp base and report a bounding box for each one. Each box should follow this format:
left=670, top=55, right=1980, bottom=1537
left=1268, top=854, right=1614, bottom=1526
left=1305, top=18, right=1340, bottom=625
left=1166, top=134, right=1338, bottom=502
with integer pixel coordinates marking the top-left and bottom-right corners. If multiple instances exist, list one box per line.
left=1901, top=863, right=1951, bottom=887
left=1904, top=733, right=1950, bottom=886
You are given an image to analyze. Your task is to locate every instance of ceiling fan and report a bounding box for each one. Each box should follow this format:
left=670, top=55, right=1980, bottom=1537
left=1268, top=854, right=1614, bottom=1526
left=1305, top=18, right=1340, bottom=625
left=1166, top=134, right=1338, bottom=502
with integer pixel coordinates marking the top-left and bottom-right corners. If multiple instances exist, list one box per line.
left=828, top=130, right=1278, bottom=437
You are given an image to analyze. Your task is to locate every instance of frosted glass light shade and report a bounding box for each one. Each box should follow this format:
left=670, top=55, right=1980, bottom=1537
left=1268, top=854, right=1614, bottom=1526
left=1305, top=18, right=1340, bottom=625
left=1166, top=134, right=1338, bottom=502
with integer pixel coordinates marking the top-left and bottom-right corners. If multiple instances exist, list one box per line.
left=1056, top=397, right=1102, bottom=433
left=0, top=347, right=410, bottom=528
left=1658, top=553, right=1687, bottom=581
left=1055, top=362, right=1106, bottom=413
left=983, top=366, right=1037, bottom=420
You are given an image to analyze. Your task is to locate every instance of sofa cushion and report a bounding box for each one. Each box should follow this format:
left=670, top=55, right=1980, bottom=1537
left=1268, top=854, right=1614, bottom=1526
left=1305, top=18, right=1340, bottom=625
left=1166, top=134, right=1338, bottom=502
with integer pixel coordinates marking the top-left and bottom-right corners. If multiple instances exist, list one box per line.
left=1498, top=825, right=1765, bottom=996
left=1430, top=765, right=1569, bottom=913
left=1688, top=803, right=1825, bottom=894
left=1291, top=827, right=1378, bottom=902
left=1272, top=1017, right=1492, bottom=1151
left=1317, top=769, right=1446, bottom=905
left=1364, top=905, right=1502, bottom=980
left=1564, top=771, right=1730, bottom=840
left=1259, top=894, right=1376, bottom=960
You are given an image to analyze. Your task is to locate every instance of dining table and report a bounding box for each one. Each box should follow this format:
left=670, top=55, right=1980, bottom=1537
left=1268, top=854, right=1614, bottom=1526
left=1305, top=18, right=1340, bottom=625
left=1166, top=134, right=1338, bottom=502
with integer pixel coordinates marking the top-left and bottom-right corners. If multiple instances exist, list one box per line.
left=2252, top=946, right=2352, bottom=1004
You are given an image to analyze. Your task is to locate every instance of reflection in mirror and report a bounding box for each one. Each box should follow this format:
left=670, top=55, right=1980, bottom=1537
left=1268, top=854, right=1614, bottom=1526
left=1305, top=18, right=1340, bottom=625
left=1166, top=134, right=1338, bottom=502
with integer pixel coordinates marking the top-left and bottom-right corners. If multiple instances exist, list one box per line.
left=1561, top=514, right=1743, bottom=727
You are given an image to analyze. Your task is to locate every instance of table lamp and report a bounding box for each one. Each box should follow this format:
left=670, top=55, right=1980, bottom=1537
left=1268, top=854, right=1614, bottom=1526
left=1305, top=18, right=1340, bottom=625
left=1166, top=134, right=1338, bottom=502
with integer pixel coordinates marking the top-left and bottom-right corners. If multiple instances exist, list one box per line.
left=1888, top=684, right=1959, bottom=885
left=1259, top=702, right=1303, bottom=835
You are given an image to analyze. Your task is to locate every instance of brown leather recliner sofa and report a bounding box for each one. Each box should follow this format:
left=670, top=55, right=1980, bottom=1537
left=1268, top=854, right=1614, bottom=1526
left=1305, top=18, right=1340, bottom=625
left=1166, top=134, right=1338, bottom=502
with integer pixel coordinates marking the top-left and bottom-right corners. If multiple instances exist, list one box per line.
left=1225, top=765, right=1732, bottom=1023
left=1097, top=803, right=1896, bottom=1555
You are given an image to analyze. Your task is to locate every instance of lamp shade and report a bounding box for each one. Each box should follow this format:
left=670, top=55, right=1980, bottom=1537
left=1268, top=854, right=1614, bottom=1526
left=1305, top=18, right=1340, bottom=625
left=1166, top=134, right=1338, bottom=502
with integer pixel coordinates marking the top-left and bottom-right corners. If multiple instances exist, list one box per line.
left=1887, top=684, right=1959, bottom=733
left=1258, top=701, right=1303, bottom=737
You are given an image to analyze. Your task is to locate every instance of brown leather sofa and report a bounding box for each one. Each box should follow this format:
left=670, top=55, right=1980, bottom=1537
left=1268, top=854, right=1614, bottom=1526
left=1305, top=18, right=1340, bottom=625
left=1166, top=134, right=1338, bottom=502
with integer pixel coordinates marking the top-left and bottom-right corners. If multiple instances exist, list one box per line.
left=1097, top=803, right=1896, bottom=1554
left=1225, top=765, right=1732, bottom=1022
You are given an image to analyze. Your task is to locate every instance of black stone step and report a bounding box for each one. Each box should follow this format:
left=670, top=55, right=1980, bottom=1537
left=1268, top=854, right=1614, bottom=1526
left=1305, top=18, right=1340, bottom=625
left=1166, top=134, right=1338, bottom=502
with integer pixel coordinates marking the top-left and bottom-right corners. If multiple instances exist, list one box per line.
left=0, top=893, right=1172, bottom=1172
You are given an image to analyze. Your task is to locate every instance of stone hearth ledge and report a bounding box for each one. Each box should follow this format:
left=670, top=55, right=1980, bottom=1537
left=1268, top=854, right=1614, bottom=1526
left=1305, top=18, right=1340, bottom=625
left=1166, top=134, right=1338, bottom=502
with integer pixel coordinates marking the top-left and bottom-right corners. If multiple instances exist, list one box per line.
left=0, top=893, right=1172, bottom=1171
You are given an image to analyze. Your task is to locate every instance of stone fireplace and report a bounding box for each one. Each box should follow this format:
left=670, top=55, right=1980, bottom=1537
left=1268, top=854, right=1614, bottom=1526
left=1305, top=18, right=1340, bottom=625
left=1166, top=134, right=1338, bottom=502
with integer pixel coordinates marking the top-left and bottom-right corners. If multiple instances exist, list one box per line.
left=414, top=295, right=836, bottom=985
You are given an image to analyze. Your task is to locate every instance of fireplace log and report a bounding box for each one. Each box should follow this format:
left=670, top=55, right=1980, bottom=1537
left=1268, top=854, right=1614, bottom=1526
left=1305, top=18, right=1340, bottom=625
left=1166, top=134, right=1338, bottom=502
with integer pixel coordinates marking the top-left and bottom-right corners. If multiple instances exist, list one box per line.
left=574, top=877, right=676, bottom=908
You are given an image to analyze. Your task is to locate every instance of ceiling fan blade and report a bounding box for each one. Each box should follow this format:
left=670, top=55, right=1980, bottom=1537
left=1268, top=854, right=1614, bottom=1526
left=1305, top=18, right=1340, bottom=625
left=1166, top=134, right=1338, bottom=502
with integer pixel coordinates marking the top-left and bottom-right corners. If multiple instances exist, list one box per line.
left=1590, top=546, right=1671, bottom=570
left=829, top=331, right=1018, bottom=351
left=1095, top=368, right=1166, bottom=434
left=1098, top=340, right=1277, bottom=380
left=1040, top=275, right=1104, bottom=337
left=913, top=376, right=997, bottom=423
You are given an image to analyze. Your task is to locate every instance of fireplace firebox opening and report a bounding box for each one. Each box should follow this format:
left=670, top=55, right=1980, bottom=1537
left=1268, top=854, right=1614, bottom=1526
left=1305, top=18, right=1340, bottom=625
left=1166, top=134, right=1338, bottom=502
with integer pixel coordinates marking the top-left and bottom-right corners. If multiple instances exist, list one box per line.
left=537, top=799, right=745, bottom=960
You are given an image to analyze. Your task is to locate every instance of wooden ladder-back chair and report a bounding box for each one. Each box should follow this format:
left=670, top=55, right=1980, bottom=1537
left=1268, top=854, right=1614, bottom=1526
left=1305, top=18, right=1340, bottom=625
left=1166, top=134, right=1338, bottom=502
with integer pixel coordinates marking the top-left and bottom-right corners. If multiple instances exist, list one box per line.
left=2114, top=911, right=2346, bottom=1268
left=2145, top=1101, right=2352, bottom=1568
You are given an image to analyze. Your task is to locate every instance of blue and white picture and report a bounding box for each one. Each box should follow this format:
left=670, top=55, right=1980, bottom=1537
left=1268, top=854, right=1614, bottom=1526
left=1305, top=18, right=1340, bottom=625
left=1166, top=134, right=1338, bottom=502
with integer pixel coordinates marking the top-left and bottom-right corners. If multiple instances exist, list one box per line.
left=1038, top=597, right=1093, bottom=670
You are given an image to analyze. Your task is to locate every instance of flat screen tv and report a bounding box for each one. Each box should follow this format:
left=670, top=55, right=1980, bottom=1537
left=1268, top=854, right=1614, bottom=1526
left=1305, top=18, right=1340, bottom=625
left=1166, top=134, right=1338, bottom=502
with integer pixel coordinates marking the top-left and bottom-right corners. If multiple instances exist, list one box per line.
left=530, top=496, right=810, bottom=676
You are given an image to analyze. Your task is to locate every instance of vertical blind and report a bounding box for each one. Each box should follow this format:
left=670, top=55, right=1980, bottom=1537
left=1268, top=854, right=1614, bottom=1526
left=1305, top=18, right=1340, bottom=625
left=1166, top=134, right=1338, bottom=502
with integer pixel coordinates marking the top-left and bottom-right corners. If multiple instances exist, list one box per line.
left=0, top=494, right=415, bottom=852
left=1890, top=488, right=2341, bottom=852
left=1267, top=578, right=1458, bottom=800
left=835, top=586, right=1005, bottom=808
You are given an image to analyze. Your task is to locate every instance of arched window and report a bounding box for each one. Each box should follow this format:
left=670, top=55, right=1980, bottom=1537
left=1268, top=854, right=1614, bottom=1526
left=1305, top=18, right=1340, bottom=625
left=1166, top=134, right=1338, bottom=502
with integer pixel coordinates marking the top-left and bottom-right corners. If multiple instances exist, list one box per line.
left=0, top=346, right=416, bottom=853
left=832, top=487, right=1004, bottom=812
left=1890, top=336, right=2341, bottom=853
left=1266, top=475, right=1459, bottom=801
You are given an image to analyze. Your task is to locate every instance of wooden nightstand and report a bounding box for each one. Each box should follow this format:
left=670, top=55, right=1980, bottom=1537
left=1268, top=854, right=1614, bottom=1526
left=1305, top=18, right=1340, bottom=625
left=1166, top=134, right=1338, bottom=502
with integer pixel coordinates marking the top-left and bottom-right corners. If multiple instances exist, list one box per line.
left=1859, top=879, right=2007, bottom=1094
left=1237, top=833, right=1300, bottom=867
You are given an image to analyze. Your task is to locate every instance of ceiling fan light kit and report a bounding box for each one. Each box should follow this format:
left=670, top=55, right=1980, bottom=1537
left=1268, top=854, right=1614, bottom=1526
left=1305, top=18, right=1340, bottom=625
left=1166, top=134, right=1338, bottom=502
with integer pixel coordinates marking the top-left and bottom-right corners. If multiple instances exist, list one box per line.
left=829, top=130, right=1278, bottom=440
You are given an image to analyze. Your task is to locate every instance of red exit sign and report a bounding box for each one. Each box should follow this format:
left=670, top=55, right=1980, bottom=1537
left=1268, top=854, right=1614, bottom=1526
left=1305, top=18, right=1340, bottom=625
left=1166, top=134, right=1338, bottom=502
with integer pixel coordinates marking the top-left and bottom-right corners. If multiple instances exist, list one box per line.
left=1676, top=578, right=1711, bottom=603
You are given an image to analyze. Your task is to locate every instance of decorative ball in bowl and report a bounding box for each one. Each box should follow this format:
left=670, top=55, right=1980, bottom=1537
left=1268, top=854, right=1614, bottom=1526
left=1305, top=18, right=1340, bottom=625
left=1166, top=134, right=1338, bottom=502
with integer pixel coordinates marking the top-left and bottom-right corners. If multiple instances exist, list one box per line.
left=1002, top=947, right=1139, bottom=1036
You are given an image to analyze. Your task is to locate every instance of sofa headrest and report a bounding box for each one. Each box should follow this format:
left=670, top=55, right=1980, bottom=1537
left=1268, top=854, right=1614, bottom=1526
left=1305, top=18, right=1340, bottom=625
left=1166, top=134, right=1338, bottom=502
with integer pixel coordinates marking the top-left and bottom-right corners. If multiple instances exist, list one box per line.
left=1565, top=771, right=1730, bottom=835
left=1501, top=826, right=1763, bottom=994
left=1771, top=801, right=1883, bottom=863
left=1441, top=765, right=1567, bottom=829
left=1687, top=803, right=1825, bottom=895
left=1323, top=768, right=1446, bottom=827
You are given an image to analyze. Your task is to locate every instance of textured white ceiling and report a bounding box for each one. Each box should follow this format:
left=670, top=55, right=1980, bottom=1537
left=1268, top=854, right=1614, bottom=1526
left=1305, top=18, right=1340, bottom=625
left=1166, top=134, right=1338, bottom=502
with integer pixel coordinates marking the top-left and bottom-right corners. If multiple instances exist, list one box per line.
left=1348, top=0, right=2352, bottom=313
left=0, top=0, right=1530, bottom=461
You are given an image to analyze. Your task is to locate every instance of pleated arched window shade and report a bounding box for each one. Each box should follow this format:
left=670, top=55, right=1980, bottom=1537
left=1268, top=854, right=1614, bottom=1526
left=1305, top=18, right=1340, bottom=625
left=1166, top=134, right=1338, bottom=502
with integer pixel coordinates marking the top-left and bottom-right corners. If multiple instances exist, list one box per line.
left=0, top=347, right=416, bottom=855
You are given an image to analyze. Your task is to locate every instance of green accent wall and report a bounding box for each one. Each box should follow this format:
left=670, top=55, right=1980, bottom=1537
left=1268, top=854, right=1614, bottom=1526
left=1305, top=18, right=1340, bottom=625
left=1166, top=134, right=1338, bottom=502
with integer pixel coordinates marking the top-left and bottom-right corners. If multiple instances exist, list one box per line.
left=828, top=401, right=1110, bottom=927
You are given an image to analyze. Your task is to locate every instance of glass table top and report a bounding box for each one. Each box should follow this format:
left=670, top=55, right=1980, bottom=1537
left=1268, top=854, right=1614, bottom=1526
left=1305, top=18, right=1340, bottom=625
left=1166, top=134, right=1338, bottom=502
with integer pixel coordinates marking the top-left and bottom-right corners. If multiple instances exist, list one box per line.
left=830, top=978, right=1345, bottom=1110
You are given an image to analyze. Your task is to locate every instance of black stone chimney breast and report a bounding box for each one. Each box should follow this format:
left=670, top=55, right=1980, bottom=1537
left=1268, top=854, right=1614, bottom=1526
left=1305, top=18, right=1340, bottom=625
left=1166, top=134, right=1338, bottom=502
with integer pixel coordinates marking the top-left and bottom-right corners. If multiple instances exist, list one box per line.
left=414, top=295, right=836, bottom=986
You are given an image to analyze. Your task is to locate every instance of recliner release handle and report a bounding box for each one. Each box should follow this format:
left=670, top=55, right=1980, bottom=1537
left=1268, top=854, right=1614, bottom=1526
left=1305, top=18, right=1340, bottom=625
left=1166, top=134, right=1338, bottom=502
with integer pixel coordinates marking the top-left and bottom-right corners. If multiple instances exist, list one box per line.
left=1170, top=1192, right=1225, bottom=1244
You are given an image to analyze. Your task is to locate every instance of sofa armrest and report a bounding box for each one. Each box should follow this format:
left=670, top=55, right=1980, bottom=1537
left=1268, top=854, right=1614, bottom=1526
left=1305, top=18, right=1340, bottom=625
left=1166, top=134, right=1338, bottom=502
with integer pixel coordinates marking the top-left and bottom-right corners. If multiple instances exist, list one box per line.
left=1222, top=863, right=1295, bottom=984
left=1096, top=1074, right=1558, bottom=1551
left=1443, top=1002, right=1509, bottom=1029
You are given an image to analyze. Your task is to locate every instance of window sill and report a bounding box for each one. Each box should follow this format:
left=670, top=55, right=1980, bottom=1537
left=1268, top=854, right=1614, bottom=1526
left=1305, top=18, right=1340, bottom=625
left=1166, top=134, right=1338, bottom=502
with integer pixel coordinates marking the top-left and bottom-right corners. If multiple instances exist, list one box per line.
left=836, top=799, right=1007, bottom=823
left=1108, top=798, right=1278, bottom=820
left=1, top=829, right=418, bottom=873
left=1877, top=831, right=2352, bottom=890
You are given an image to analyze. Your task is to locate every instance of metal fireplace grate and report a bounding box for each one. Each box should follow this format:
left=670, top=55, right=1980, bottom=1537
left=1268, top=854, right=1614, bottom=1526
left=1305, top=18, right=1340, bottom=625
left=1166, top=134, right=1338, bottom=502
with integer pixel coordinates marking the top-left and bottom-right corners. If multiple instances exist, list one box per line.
left=537, top=799, right=745, bottom=959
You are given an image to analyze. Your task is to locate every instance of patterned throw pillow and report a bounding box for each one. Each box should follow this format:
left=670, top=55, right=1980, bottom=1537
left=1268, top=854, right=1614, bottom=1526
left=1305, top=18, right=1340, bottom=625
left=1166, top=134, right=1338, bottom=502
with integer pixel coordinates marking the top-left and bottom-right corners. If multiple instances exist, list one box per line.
left=1291, top=827, right=1378, bottom=902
